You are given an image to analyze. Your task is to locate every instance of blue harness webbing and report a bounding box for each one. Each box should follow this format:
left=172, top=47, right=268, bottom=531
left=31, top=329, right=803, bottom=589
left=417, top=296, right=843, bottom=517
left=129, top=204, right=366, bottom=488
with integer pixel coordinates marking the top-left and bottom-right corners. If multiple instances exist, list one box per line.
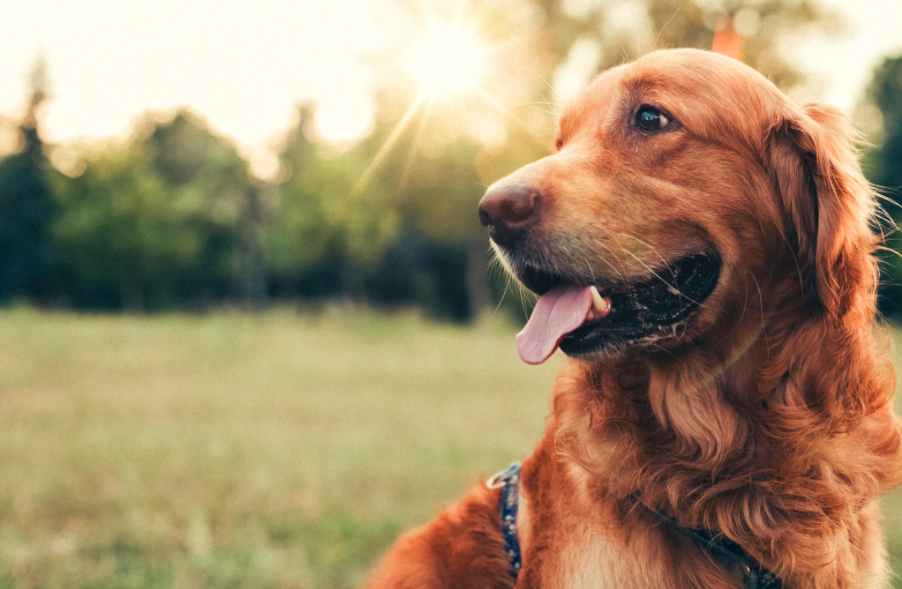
left=486, top=463, right=783, bottom=588
left=486, top=462, right=523, bottom=581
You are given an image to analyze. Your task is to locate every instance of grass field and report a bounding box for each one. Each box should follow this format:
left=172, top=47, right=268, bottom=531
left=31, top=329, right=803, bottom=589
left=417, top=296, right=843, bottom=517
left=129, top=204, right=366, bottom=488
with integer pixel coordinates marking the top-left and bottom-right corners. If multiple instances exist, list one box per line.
left=0, top=308, right=900, bottom=588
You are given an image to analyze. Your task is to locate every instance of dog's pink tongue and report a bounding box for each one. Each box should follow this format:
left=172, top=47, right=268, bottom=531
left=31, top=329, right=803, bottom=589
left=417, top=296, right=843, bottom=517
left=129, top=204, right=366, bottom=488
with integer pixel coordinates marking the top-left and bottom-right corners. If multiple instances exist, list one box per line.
left=516, top=285, right=594, bottom=365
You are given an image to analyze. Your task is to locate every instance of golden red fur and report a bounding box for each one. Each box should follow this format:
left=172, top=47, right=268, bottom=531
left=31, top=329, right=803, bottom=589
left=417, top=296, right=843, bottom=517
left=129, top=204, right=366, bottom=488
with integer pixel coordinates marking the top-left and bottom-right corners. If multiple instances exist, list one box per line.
left=364, top=49, right=902, bottom=588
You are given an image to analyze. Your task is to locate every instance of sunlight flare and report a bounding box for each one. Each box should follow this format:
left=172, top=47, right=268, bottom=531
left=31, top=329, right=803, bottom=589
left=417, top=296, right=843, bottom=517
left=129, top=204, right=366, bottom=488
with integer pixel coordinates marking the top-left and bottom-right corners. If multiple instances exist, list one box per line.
left=404, top=23, right=486, bottom=98
left=352, top=93, right=427, bottom=196
left=316, top=92, right=374, bottom=144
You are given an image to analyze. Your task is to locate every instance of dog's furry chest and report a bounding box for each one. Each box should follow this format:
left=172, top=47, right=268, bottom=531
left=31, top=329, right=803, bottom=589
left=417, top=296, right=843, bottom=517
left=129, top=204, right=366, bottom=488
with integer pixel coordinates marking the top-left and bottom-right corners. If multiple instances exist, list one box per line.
left=517, top=464, right=656, bottom=588
left=536, top=524, right=654, bottom=589
left=517, top=460, right=744, bottom=589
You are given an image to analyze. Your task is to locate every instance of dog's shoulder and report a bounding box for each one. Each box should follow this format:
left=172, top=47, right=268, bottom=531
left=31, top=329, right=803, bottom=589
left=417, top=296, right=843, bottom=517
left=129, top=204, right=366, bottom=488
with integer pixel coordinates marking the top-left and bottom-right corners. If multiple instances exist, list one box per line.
left=364, top=480, right=513, bottom=589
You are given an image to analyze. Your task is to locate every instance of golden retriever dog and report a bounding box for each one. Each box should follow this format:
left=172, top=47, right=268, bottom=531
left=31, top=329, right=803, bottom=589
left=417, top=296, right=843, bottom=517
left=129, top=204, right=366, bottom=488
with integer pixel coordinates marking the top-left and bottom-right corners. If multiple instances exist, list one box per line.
left=364, top=49, right=902, bottom=588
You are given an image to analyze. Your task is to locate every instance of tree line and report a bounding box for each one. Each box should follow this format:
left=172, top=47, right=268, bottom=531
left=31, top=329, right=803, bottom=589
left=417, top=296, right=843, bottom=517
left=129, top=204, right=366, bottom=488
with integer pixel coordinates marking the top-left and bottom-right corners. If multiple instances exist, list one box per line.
left=1, top=0, right=900, bottom=320
left=0, top=92, right=507, bottom=320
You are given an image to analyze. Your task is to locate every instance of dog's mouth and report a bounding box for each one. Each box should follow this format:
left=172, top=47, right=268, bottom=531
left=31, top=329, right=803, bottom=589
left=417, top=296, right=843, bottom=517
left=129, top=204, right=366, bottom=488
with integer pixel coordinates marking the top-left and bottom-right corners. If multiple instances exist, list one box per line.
left=514, top=253, right=722, bottom=364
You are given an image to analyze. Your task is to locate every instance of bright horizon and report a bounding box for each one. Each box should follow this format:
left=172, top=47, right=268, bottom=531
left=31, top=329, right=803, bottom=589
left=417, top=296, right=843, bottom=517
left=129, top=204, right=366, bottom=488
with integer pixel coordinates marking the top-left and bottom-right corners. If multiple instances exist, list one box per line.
left=2, top=0, right=902, bottom=165
left=0, top=0, right=394, bottom=159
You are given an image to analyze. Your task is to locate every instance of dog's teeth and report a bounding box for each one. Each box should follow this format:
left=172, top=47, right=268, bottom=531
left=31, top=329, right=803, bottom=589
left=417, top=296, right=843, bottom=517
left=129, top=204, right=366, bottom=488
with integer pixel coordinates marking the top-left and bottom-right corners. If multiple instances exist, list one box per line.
left=584, top=286, right=611, bottom=325
left=589, top=286, right=610, bottom=314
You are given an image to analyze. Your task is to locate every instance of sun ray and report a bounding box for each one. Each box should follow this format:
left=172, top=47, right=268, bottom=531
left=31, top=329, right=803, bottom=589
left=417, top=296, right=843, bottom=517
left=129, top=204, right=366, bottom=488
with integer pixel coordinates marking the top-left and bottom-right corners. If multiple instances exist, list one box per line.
left=399, top=96, right=436, bottom=187
left=354, top=8, right=558, bottom=197
left=352, top=93, right=428, bottom=197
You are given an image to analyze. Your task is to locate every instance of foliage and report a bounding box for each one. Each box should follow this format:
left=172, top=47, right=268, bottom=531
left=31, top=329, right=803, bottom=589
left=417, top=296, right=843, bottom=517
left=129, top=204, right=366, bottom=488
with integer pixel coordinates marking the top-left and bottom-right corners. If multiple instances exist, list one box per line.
left=0, top=139, right=57, bottom=303
left=52, top=148, right=203, bottom=307
left=559, top=0, right=842, bottom=88
left=0, top=0, right=892, bottom=321
left=50, top=110, right=255, bottom=310
left=0, top=57, right=57, bottom=304
left=861, top=53, right=902, bottom=318
left=267, top=104, right=397, bottom=300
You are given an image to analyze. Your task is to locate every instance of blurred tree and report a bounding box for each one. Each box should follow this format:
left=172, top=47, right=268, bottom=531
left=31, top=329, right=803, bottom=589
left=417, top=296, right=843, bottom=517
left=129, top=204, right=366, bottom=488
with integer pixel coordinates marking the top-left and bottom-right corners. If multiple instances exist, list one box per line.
left=0, top=0, right=846, bottom=319
left=52, top=109, right=257, bottom=309
left=357, top=72, right=509, bottom=319
left=0, top=56, right=58, bottom=304
left=137, top=109, right=257, bottom=303
left=860, top=53, right=902, bottom=318
left=267, top=103, right=397, bottom=301
left=543, top=0, right=841, bottom=91
left=51, top=148, right=203, bottom=308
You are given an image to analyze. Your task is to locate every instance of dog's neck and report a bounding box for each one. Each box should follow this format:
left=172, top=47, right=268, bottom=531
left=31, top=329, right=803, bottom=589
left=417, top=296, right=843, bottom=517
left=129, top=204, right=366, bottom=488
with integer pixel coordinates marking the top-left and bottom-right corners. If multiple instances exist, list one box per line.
left=551, top=307, right=902, bottom=587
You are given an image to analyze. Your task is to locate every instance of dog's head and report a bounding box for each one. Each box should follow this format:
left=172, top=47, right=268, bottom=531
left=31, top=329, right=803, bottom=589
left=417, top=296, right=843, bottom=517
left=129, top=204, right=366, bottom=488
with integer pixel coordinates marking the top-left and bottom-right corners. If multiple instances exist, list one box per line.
left=479, top=49, right=877, bottom=364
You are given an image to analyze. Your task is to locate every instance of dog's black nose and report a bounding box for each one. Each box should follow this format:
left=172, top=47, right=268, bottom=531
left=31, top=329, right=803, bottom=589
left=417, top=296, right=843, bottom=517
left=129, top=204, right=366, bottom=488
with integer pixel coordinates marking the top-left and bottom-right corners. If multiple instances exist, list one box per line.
left=478, top=185, right=539, bottom=245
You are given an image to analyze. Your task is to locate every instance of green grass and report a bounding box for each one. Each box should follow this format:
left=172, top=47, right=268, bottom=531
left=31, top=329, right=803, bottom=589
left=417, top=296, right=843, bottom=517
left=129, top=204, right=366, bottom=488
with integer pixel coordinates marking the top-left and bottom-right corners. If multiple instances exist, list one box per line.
left=885, top=328, right=902, bottom=588
left=0, top=308, right=899, bottom=588
left=0, top=308, right=559, bottom=588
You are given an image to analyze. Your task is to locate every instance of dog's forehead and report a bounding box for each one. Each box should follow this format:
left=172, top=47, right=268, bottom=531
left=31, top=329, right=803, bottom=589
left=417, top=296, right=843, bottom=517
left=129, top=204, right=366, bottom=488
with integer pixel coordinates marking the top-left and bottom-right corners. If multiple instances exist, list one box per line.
left=570, top=50, right=741, bottom=109
left=559, top=49, right=784, bottom=142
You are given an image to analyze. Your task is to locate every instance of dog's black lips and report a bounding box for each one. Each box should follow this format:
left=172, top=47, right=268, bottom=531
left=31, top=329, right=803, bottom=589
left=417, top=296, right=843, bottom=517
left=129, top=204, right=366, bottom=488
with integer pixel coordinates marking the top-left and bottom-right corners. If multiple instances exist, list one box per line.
left=520, top=253, right=721, bottom=357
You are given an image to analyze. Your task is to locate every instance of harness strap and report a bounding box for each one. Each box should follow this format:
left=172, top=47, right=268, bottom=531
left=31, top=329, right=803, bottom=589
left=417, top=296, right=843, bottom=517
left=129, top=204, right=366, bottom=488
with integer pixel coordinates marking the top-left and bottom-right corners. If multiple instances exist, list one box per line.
left=668, top=525, right=782, bottom=589
left=487, top=463, right=784, bottom=588
left=631, top=496, right=783, bottom=589
left=486, top=462, right=522, bottom=581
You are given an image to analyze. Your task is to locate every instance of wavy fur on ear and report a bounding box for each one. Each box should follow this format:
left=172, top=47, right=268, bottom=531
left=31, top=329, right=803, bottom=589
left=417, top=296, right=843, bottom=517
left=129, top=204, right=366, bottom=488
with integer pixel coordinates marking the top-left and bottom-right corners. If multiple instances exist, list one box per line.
left=764, top=103, right=878, bottom=318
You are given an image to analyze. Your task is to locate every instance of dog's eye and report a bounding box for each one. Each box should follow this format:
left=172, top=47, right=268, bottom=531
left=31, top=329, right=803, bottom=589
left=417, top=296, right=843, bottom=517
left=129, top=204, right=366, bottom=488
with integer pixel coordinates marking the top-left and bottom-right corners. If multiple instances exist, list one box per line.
left=636, top=106, right=670, bottom=131
left=555, top=139, right=564, bottom=151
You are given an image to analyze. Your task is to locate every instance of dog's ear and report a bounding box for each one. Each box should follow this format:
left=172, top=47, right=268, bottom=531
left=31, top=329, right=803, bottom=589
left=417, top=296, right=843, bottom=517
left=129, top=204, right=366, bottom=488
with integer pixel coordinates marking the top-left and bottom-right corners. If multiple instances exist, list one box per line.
left=763, top=103, right=877, bottom=317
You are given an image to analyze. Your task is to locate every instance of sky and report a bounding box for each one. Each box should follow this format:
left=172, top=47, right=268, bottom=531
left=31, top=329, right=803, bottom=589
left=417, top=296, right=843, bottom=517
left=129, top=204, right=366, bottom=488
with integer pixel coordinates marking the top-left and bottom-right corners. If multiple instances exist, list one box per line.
left=0, top=0, right=393, bottom=170
left=791, top=0, right=902, bottom=111
left=2, top=0, right=901, bottom=166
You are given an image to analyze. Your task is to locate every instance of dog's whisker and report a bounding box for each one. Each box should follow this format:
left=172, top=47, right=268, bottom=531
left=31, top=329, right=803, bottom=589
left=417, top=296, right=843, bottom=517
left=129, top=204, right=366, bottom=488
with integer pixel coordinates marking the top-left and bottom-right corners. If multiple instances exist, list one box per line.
left=582, top=257, right=597, bottom=285
left=487, top=253, right=513, bottom=316
left=619, top=248, right=675, bottom=285
left=871, top=194, right=900, bottom=235
left=653, top=8, right=681, bottom=53
left=650, top=342, right=688, bottom=366
left=470, top=86, right=556, bottom=147
left=749, top=273, right=771, bottom=358
left=586, top=223, right=630, bottom=279
left=876, top=245, right=902, bottom=263
left=589, top=241, right=628, bottom=280
left=617, top=233, right=679, bottom=282
left=590, top=223, right=627, bottom=280
left=520, top=100, right=562, bottom=119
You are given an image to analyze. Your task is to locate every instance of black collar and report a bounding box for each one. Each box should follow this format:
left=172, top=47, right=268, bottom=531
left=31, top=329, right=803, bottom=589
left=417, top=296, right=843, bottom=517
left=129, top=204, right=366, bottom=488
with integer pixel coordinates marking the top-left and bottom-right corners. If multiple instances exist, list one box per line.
left=488, top=463, right=783, bottom=588
left=633, top=495, right=784, bottom=589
